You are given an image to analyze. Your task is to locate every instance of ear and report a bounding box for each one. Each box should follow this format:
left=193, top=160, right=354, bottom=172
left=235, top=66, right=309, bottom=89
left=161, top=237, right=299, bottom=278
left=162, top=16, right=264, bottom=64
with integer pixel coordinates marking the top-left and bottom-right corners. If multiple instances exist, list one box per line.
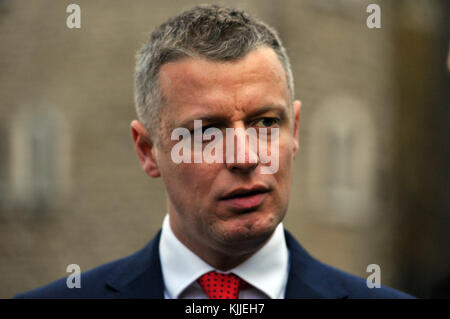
left=131, top=120, right=161, bottom=178
left=292, top=100, right=301, bottom=158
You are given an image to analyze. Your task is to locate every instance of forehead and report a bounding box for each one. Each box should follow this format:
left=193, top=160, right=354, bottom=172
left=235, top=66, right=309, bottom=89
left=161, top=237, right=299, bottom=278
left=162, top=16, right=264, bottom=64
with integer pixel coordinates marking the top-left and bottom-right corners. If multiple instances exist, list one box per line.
left=158, top=47, right=290, bottom=126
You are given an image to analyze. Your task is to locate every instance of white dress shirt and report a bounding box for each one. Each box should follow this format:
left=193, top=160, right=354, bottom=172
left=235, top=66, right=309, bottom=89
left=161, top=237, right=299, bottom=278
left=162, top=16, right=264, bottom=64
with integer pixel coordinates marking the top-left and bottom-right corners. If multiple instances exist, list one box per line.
left=159, top=214, right=289, bottom=299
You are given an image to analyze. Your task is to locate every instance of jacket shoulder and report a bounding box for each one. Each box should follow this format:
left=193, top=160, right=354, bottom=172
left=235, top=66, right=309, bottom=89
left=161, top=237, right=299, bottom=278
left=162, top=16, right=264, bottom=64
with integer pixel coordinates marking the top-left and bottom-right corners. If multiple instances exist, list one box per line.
left=14, top=232, right=162, bottom=299
left=318, top=262, right=414, bottom=299
left=284, top=230, right=415, bottom=299
left=15, top=255, right=129, bottom=299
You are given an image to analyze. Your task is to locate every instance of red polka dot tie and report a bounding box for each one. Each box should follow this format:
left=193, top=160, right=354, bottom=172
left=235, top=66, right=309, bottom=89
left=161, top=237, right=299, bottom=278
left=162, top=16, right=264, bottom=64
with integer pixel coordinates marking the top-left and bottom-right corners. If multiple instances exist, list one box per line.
left=197, top=271, right=250, bottom=299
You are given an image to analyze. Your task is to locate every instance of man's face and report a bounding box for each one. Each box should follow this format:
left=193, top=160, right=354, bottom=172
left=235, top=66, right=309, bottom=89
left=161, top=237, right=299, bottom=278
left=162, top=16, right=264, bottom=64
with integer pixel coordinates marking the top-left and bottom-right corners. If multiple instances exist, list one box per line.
left=136, top=47, right=300, bottom=258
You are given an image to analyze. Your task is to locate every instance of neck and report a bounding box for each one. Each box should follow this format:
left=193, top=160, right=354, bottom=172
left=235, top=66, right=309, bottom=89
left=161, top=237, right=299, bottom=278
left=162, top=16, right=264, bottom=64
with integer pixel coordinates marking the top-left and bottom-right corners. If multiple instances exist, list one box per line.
left=168, top=214, right=270, bottom=271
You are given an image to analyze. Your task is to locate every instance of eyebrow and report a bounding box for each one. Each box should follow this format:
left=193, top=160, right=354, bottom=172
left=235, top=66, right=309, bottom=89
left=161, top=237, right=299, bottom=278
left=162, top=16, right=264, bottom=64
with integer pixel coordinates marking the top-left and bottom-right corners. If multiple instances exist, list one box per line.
left=177, top=104, right=289, bottom=129
left=246, top=104, right=289, bottom=120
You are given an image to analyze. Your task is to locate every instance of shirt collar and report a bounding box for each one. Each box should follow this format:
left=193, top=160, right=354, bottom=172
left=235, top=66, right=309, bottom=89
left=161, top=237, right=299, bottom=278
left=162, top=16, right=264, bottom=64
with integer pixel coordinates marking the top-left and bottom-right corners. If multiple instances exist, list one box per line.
left=159, top=214, right=289, bottom=299
left=231, top=221, right=288, bottom=299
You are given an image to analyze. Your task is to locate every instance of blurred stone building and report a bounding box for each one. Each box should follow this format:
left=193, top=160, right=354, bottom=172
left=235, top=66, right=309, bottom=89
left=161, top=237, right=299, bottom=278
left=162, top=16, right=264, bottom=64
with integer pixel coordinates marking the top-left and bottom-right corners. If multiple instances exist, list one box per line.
left=0, top=0, right=448, bottom=298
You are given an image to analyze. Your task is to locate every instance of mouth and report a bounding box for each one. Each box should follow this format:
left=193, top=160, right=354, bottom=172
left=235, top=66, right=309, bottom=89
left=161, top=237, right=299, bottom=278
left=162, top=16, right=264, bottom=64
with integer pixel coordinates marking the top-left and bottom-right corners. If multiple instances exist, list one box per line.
left=220, top=186, right=270, bottom=210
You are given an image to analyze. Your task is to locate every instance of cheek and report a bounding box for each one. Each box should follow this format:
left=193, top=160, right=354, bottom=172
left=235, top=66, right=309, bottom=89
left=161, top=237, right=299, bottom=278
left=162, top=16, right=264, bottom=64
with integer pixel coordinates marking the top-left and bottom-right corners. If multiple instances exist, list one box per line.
left=273, top=141, right=294, bottom=191
left=159, top=158, right=219, bottom=198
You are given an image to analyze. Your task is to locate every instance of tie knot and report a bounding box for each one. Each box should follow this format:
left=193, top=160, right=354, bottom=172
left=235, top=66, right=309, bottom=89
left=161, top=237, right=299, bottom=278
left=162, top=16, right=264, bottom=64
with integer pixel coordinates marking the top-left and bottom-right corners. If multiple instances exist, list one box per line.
left=197, top=271, right=249, bottom=299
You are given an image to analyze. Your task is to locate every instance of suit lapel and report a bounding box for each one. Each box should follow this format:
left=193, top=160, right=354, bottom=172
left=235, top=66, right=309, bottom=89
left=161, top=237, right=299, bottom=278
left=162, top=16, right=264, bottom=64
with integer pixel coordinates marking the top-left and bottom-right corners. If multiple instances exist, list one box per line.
left=284, top=230, right=349, bottom=299
left=105, top=230, right=165, bottom=298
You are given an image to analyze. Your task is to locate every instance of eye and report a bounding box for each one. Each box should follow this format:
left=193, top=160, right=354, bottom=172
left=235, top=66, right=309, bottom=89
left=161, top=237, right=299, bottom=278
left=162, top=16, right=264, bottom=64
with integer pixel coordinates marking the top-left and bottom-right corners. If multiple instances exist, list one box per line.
left=190, top=125, right=221, bottom=144
left=190, top=125, right=213, bottom=135
left=254, top=118, right=279, bottom=128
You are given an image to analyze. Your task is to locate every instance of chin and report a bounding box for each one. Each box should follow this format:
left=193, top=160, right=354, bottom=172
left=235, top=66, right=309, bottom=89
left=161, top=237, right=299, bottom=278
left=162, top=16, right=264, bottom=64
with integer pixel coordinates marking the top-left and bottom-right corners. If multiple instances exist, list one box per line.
left=213, top=214, right=280, bottom=249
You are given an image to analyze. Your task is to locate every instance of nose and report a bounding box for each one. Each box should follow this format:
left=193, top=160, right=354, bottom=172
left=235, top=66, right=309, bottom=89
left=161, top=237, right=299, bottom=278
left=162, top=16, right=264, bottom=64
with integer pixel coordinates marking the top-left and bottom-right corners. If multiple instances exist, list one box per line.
left=225, top=126, right=259, bottom=173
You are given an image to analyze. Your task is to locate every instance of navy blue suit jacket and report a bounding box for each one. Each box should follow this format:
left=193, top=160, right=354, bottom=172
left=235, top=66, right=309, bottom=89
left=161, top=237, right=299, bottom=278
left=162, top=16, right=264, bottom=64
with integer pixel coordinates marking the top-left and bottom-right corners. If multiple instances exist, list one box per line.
left=15, top=230, right=413, bottom=298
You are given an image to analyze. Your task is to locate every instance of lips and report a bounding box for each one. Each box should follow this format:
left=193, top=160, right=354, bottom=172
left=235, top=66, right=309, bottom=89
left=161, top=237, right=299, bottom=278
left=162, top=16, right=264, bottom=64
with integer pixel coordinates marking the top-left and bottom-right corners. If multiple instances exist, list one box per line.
left=220, top=185, right=270, bottom=210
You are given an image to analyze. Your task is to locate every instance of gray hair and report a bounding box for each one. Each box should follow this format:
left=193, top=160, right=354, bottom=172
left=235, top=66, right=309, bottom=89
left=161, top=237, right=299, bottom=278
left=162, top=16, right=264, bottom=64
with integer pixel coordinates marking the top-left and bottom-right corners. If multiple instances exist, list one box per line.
left=135, top=4, right=294, bottom=142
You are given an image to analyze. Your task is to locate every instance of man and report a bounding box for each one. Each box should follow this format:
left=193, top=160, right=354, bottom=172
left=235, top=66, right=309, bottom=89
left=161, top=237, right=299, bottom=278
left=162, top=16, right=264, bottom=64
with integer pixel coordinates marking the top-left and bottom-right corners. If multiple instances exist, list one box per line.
left=16, top=4, right=412, bottom=299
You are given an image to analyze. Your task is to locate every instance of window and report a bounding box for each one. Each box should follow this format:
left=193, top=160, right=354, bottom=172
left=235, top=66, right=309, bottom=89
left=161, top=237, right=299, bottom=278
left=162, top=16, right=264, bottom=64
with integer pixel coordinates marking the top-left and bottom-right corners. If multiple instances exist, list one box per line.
left=10, top=106, right=71, bottom=215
